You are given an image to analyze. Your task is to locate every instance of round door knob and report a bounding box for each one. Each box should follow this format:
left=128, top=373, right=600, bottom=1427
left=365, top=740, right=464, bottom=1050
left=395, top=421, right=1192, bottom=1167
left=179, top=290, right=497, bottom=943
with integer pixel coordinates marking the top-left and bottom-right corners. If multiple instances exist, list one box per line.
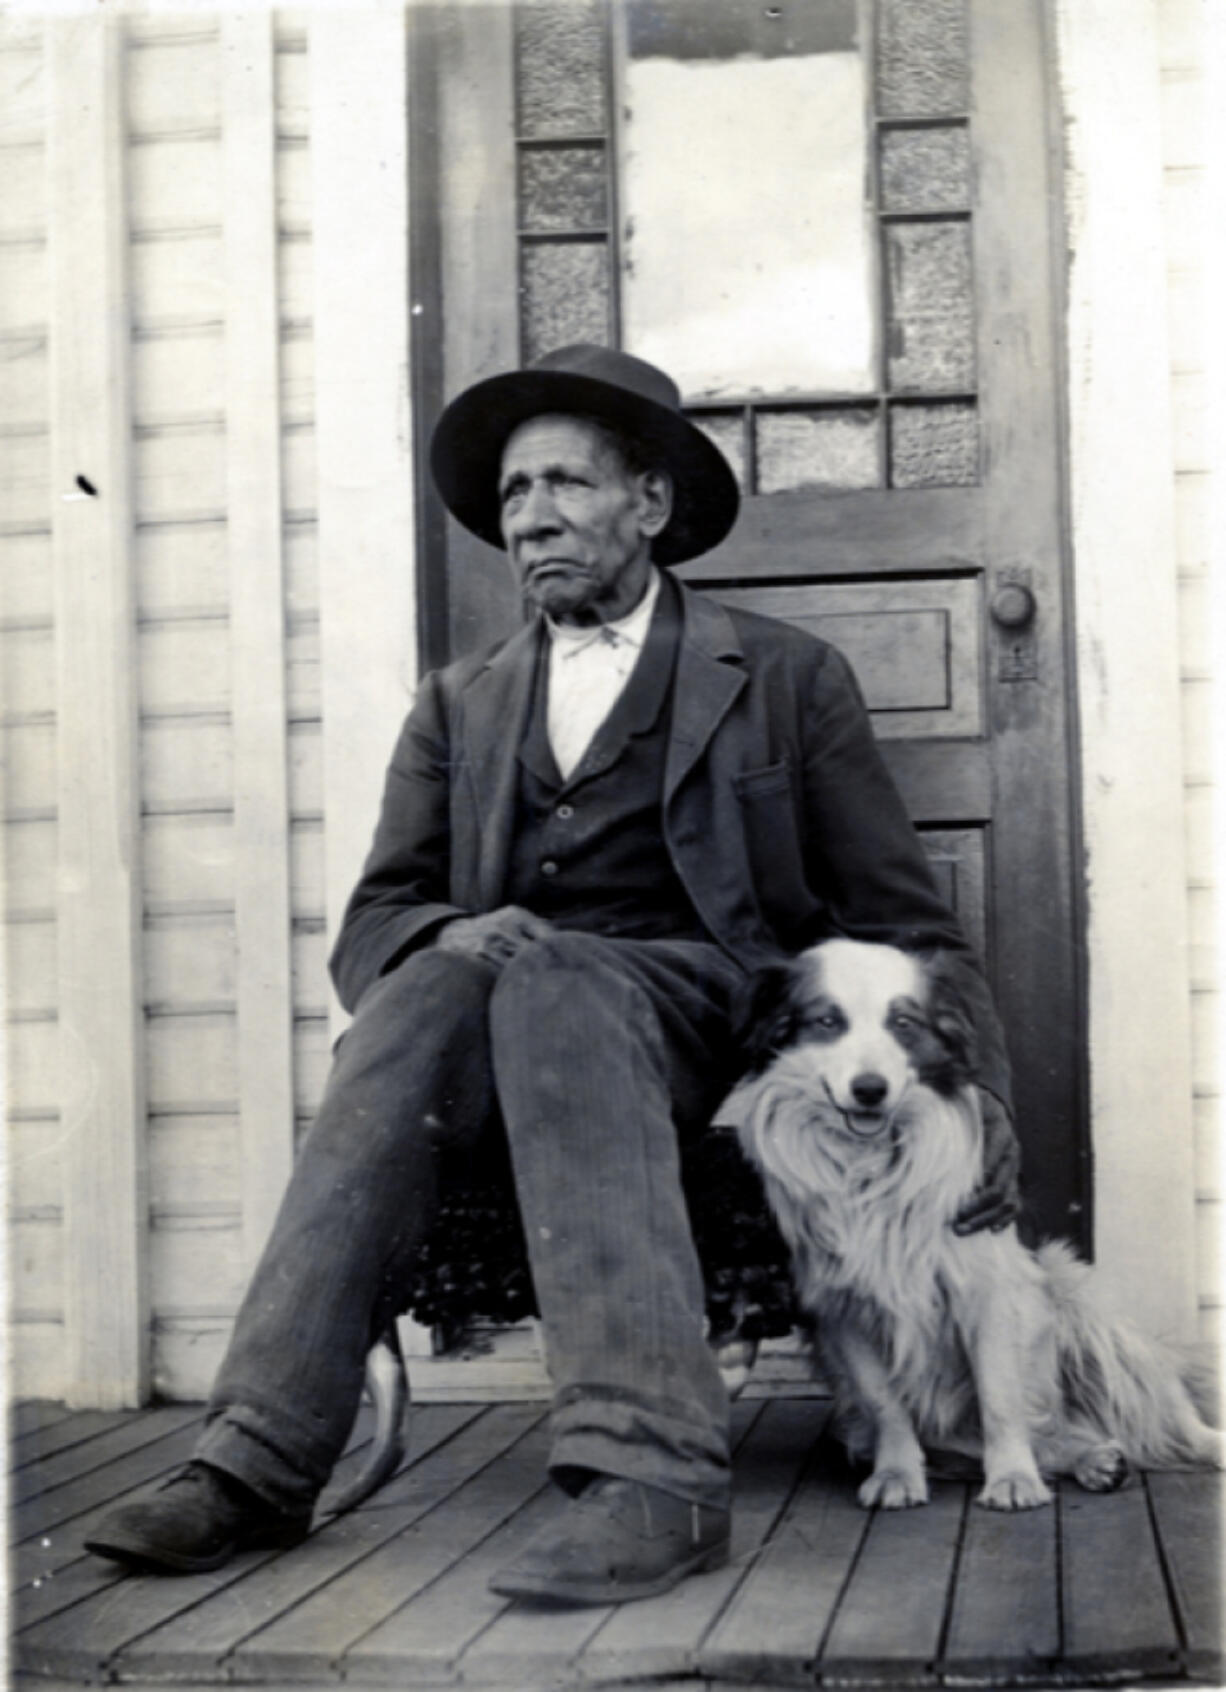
left=990, top=583, right=1036, bottom=629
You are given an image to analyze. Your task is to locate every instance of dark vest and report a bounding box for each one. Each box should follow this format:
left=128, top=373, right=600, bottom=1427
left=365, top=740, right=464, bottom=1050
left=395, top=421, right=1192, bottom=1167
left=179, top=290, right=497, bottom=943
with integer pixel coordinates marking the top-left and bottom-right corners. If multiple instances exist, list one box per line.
left=503, top=575, right=707, bottom=941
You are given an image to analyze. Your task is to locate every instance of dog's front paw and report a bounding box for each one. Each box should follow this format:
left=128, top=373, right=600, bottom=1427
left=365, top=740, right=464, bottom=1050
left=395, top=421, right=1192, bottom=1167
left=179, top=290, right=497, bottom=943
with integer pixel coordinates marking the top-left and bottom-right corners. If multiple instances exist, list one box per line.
left=858, top=1467, right=928, bottom=1510
left=1073, top=1442, right=1129, bottom=1493
left=977, top=1470, right=1052, bottom=1511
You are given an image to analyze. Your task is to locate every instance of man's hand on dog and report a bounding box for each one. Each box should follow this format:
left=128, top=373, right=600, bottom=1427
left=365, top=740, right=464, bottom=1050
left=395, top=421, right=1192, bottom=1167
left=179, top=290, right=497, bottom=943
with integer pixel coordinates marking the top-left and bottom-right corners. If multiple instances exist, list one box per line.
left=951, top=1089, right=1022, bottom=1235
left=435, top=905, right=555, bottom=967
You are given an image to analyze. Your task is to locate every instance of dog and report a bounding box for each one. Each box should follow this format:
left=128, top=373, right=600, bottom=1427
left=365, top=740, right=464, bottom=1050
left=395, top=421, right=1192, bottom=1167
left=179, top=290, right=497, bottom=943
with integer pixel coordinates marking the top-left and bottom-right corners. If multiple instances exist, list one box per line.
left=733, top=937, right=1223, bottom=1511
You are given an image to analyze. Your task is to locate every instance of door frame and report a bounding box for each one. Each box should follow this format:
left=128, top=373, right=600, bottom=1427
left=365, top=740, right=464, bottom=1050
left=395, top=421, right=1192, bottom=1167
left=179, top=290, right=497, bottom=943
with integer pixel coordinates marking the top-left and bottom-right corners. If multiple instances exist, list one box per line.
left=1053, top=0, right=1200, bottom=1340
left=404, top=0, right=1204, bottom=1340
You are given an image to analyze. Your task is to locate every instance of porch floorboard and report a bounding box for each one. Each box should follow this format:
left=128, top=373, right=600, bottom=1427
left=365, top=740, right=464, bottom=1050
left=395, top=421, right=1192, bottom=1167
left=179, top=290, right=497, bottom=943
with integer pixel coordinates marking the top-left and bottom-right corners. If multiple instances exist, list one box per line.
left=9, top=1396, right=1222, bottom=1691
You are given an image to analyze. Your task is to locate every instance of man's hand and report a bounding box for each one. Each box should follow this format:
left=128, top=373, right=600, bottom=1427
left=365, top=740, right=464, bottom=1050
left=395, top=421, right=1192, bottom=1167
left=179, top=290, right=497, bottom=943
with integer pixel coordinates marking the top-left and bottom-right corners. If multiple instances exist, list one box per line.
left=434, top=905, right=555, bottom=968
left=951, top=1088, right=1022, bottom=1236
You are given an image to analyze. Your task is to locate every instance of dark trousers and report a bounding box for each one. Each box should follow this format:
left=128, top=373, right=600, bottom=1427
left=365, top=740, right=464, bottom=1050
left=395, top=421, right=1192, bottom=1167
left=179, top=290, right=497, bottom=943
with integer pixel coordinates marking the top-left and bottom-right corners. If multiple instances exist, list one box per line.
left=195, top=932, right=747, bottom=1512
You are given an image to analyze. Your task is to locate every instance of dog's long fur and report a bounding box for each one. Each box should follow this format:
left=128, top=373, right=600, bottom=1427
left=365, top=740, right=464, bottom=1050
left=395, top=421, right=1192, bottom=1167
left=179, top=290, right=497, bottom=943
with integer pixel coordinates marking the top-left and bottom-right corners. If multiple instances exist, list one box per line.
left=735, top=938, right=1222, bottom=1510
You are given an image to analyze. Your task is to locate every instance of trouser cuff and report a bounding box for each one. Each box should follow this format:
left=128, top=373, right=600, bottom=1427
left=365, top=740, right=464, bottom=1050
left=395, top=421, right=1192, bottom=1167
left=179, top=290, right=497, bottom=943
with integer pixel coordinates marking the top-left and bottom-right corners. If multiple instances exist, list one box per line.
left=195, top=1409, right=323, bottom=1514
left=548, top=1401, right=731, bottom=1513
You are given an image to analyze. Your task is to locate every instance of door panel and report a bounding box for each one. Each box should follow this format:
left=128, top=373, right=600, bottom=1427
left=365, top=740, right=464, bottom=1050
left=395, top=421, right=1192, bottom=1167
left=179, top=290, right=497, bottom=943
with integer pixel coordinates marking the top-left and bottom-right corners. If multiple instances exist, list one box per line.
left=415, top=0, right=1087, bottom=1249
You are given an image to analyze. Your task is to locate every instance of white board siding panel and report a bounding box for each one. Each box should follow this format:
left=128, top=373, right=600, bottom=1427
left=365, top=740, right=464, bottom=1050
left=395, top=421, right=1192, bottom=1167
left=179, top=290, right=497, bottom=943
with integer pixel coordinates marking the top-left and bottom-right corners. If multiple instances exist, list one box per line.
left=0, top=431, right=49, bottom=528
left=1157, top=0, right=1218, bottom=1342
left=139, top=617, right=231, bottom=717
left=149, top=1115, right=242, bottom=1212
left=125, top=29, right=221, bottom=135
left=145, top=912, right=236, bottom=1008
left=6, top=1019, right=59, bottom=1113
left=4, top=818, right=56, bottom=913
left=1, top=25, right=59, bottom=1398
left=6, top=721, right=55, bottom=812
left=0, top=531, right=53, bottom=622
left=2, top=623, right=54, bottom=717
left=8, top=1118, right=67, bottom=1214
left=129, top=138, right=222, bottom=234
left=0, top=243, right=47, bottom=333
left=130, top=234, right=226, bottom=331
left=132, top=328, right=224, bottom=428
left=135, top=520, right=229, bottom=618
left=141, top=719, right=232, bottom=812
left=0, top=335, right=48, bottom=425
left=134, top=428, right=227, bottom=525
left=5, top=916, right=54, bottom=1015
left=143, top=812, right=234, bottom=911
left=146, top=1011, right=237, bottom=1113
left=9, top=1214, right=64, bottom=1319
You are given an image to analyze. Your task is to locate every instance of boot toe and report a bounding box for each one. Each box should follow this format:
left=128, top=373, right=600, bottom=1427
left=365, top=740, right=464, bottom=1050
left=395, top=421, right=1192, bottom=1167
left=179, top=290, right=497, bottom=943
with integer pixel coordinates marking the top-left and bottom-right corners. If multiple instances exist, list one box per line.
left=84, top=1463, right=311, bottom=1575
left=489, top=1477, right=730, bottom=1605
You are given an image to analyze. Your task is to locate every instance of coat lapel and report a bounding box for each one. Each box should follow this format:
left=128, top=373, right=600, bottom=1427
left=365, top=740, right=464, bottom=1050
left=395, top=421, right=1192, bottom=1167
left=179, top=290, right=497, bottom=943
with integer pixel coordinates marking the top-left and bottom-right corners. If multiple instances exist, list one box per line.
left=664, top=584, right=747, bottom=806
left=460, top=619, right=542, bottom=907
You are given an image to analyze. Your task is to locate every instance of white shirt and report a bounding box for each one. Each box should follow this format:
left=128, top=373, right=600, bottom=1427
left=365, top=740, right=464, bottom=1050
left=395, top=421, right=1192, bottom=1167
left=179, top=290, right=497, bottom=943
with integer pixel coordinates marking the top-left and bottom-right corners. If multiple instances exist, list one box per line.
left=545, top=568, right=662, bottom=782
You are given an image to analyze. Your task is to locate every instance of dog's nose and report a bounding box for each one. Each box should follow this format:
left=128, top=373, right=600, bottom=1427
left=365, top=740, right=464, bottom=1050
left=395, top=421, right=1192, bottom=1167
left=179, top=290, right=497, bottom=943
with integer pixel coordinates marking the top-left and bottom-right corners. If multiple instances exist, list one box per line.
left=851, top=1073, right=888, bottom=1108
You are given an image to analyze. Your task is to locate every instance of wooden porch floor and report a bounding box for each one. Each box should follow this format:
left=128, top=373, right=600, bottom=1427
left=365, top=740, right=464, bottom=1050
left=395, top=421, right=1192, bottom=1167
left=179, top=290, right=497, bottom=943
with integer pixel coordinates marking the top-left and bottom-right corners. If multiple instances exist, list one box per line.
left=8, top=1393, right=1223, bottom=1691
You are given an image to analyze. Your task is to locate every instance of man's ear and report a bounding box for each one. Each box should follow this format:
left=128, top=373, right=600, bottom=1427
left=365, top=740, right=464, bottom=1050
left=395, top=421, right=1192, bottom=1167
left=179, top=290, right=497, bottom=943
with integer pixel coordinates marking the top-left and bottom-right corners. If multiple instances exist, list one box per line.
left=735, top=962, right=799, bottom=1074
left=637, top=469, right=673, bottom=538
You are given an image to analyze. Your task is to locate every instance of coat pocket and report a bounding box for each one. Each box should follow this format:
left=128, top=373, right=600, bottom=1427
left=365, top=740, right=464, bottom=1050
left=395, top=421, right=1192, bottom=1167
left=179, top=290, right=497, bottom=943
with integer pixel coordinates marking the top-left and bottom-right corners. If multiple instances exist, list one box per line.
left=731, top=757, right=821, bottom=945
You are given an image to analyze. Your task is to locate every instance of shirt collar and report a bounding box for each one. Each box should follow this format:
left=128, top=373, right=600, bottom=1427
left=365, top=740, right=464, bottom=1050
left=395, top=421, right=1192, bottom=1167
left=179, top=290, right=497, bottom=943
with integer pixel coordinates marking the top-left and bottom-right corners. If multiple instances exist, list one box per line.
left=545, top=567, right=662, bottom=658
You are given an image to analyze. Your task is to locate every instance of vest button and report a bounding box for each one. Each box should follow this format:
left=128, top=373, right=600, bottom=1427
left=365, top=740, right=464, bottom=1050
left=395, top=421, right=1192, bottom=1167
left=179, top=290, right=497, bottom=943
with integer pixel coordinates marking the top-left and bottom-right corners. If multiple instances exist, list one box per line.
left=540, top=859, right=559, bottom=877
left=556, top=803, right=574, bottom=820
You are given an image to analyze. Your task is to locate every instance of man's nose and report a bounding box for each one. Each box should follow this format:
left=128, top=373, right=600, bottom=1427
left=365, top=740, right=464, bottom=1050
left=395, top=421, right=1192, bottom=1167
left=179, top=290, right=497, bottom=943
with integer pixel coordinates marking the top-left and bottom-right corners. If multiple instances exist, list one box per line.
left=511, top=480, right=562, bottom=536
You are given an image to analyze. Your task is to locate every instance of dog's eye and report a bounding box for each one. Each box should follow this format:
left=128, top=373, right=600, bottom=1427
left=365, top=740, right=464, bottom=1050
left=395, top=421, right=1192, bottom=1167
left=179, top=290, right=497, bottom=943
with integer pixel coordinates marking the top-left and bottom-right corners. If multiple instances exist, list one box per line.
left=815, top=1013, right=840, bottom=1029
left=893, top=1015, right=913, bottom=1030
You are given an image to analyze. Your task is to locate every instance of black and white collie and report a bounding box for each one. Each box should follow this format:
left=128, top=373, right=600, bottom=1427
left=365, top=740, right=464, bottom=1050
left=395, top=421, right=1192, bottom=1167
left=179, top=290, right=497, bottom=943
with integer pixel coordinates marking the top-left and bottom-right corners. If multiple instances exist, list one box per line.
left=733, top=938, right=1222, bottom=1510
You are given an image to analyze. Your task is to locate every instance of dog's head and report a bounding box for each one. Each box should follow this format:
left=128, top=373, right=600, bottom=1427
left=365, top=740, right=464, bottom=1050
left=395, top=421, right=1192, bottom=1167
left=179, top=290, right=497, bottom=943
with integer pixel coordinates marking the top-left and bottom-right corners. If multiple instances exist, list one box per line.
left=738, top=939, right=978, bottom=1139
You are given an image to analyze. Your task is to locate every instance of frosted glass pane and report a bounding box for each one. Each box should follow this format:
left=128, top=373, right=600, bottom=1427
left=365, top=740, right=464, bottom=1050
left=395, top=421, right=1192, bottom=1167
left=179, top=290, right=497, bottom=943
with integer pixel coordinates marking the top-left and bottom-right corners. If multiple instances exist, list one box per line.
left=885, top=221, right=975, bottom=392
left=879, top=126, right=970, bottom=213
left=519, top=145, right=607, bottom=232
left=688, top=411, right=746, bottom=491
left=876, top=0, right=968, bottom=118
left=520, top=241, right=610, bottom=362
left=515, top=0, right=605, bottom=138
left=620, top=4, right=874, bottom=400
left=757, top=407, right=880, bottom=493
left=890, top=401, right=978, bottom=487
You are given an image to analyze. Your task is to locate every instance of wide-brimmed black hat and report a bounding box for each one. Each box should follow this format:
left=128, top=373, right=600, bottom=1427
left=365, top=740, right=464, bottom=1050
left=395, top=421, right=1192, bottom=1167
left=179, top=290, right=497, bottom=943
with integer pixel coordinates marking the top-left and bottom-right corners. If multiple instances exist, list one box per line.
left=429, top=343, right=740, bottom=566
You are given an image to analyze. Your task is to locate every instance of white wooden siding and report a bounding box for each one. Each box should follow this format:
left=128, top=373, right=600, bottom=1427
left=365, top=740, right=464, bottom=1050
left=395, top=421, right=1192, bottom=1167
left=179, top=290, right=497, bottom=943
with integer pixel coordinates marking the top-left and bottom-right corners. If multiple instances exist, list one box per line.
left=2, top=19, right=64, bottom=1402
left=1157, top=0, right=1219, bottom=1346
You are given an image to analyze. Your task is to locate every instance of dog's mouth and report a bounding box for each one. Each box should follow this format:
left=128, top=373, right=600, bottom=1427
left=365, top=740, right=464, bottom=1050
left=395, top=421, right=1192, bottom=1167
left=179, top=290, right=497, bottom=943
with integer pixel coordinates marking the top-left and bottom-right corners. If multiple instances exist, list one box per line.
left=820, top=1080, right=895, bottom=1139
left=840, top=1106, right=892, bottom=1139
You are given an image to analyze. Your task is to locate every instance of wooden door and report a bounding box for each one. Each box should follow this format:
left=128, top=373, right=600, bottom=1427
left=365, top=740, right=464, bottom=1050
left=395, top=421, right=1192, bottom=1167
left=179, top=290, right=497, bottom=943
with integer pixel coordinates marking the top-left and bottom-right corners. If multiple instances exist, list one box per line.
left=412, top=0, right=1087, bottom=1249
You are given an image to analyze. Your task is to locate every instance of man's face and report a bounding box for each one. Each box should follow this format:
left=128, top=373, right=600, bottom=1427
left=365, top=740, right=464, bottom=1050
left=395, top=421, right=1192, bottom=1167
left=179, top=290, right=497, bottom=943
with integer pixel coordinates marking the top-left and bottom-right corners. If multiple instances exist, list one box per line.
left=498, top=415, right=671, bottom=627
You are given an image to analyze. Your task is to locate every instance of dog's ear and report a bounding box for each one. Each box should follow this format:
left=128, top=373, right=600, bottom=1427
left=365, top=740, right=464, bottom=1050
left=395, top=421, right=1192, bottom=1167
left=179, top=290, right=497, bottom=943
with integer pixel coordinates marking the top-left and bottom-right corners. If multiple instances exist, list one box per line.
left=922, top=951, right=980, bottom=1078
left=735, top=962, right=800, bottom=1074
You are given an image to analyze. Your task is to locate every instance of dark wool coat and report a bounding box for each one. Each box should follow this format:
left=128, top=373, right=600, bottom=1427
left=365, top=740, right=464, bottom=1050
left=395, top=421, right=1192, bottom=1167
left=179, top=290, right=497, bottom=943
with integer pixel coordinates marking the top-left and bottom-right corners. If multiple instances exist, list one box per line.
left=329, top=580, right=1011, bottom=1108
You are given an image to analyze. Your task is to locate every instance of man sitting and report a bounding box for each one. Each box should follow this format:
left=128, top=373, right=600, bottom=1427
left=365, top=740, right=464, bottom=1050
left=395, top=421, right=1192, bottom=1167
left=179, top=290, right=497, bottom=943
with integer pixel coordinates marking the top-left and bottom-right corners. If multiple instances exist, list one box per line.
left=87, top=344, right=1018, bottom=1603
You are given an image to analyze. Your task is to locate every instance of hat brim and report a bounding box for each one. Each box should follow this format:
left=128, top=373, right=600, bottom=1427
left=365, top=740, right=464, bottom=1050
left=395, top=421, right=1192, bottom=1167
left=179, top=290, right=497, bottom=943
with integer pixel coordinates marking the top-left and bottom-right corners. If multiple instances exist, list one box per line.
left=429, top=368, right=740, bottom=566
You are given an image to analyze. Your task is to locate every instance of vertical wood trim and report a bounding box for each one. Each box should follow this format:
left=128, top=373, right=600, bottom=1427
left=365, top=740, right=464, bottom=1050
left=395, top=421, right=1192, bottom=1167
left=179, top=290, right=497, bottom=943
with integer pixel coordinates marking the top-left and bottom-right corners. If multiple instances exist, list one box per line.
left=48, top=16, right=149, bottom=1407
left=1054, top=0, right=1199, bottom=1337
left=310, top=10, right=416, bottom=1037
left=223, top=12, right=296, bottom=1270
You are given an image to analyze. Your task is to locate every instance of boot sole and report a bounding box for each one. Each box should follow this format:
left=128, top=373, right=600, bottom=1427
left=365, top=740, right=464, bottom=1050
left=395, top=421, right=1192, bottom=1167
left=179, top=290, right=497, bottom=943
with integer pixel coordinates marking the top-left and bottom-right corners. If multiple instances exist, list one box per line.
left=488, top=1536, right=730, bottom=1606
left=83, top=1518, right=310, bottom=1575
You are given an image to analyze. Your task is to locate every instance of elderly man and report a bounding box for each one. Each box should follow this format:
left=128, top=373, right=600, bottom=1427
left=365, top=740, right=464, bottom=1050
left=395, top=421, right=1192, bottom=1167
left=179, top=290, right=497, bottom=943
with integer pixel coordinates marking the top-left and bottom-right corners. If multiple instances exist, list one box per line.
left=87, top=345, right=1018, bottom=1603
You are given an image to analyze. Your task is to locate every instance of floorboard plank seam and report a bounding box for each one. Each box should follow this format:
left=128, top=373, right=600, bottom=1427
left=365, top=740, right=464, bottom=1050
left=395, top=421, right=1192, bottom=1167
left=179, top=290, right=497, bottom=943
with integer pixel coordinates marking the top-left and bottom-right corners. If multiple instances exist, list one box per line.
left=211, top=1410, right=548, bottom=1679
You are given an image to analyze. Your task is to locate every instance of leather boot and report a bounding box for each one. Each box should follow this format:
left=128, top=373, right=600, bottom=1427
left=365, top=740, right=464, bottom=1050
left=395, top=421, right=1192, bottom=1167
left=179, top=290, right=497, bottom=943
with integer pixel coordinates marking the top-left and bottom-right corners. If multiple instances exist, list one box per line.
left=488, top=1475, right=730, bottom=1605
left=84, top=1462, right=312, bottom=1574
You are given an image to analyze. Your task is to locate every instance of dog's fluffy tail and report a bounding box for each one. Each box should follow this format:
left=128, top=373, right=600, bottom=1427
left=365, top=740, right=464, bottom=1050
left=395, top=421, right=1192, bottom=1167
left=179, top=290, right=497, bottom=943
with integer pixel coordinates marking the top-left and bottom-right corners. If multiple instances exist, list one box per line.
left=1041, top=1241, right=1223, bottom=1468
